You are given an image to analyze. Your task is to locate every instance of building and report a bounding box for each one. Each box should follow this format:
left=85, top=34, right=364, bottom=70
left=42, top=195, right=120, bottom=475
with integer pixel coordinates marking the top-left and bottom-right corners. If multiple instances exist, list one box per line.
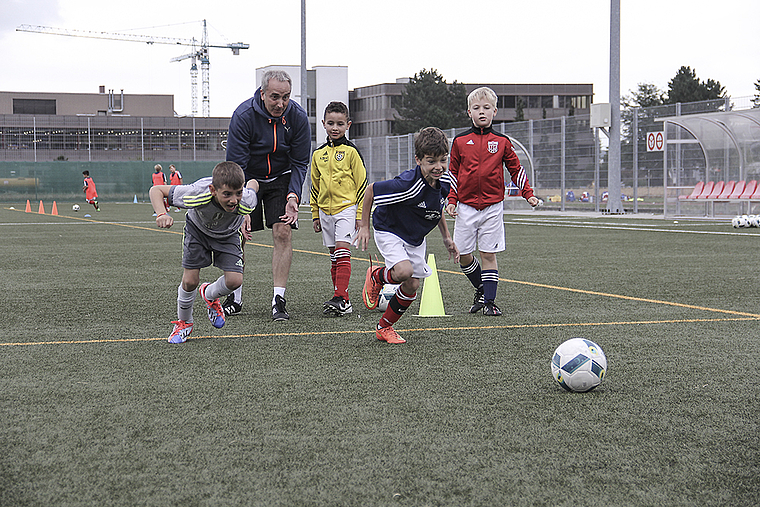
left=349, top=80, right=593, bottom=138
left=0, top=87, right=174, bottom=117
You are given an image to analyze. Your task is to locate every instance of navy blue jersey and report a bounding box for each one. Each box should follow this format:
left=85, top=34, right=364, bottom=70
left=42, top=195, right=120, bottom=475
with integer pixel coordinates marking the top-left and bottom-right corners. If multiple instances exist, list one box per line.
left=372, top=166, right=451, bottom=246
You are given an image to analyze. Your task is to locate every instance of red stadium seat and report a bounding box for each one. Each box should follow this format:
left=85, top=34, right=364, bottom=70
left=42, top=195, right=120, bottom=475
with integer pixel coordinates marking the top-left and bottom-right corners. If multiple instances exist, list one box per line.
left=738, top=180, right=757, bottom=199
left=713, top=181, right=734, bottom=200
left=696, top=181, right=714, bottom=199
left=680, top=181, right=704, bottom=200
left=727, top=180, right=746, bottom=199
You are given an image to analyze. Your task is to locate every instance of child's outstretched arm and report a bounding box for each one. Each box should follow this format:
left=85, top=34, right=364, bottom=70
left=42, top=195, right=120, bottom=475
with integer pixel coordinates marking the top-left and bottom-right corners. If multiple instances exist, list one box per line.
left=438, top=215, right=459, bottom=262
left=355, top=183, right=375, bottom=251
left=149, top=185, right=173, bottom=228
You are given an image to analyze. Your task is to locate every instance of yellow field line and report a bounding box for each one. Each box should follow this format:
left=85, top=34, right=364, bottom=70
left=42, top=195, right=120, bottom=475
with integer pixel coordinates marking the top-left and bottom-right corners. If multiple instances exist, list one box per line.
left=2, top=316, right=757, bottom=347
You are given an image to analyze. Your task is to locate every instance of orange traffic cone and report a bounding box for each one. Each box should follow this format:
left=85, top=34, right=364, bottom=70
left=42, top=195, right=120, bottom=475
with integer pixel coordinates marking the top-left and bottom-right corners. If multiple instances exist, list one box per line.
left=38, top=200, right=45, bottom=214
left=51, top=201, right=58, bottom=215
left=25, top=200, right=31, bottom=212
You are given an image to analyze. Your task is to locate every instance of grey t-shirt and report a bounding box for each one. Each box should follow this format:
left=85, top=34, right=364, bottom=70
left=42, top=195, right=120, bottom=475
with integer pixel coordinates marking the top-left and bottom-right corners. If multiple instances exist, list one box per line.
left=169, top=177, right=257, bottom=239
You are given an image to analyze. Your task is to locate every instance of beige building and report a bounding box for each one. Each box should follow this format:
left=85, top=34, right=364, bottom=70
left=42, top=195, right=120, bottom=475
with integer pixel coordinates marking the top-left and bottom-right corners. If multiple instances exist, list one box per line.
left=0, top=87, right=174, bottom=117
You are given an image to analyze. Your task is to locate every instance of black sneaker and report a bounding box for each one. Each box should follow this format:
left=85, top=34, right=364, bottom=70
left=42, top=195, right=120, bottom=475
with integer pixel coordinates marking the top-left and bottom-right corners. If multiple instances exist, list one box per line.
left=222, top=294, right=242, bottom=316
left=469, top=286, right=485, bottom=313
left=323, top=296, right=353, bottom=316
left=483, top=301, right=502, bottom=316
left=272, top=295, right=290, bottom=321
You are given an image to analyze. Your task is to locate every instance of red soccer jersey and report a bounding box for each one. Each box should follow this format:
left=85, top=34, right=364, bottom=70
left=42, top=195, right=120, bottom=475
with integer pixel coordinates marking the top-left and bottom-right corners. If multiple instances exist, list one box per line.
left=83, top=177, right=98, bottom=200
left=152, top=172, right=166, bottom=186
left=169, top=171, right=182, bottom=185
left=447, top=126, right=534, bottom=210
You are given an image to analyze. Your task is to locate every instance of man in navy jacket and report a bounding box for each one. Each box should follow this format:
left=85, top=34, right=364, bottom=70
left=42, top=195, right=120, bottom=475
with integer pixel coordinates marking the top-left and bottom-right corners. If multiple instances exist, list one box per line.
left=225, top=69, right=311, bottom=321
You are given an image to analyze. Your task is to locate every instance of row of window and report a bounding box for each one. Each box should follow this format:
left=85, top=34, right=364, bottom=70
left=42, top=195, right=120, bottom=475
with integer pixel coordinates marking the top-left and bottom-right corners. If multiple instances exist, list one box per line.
left=0, top=128, right=227, bottom=151
left=350, top=95, right=591, bottom=113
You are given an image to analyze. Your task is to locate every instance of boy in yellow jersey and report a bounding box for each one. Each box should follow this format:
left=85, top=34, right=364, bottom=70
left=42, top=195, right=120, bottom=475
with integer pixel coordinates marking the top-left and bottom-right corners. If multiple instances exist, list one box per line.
left=310, top=102, right=368, bottom=316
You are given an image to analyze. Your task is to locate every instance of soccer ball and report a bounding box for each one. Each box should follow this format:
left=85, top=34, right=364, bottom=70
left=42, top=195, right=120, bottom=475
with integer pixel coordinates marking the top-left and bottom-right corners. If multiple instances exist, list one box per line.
left=377, top=284, right=399, bottom=312
left=751, top=215, right=760, bottom=228
left=740, top=215, right=751, bottom=227
left=72, top=204, right=80, bottom=212
left=732, top=216, right=741, bottom=228
left=551, top=338, right=607, bottom=393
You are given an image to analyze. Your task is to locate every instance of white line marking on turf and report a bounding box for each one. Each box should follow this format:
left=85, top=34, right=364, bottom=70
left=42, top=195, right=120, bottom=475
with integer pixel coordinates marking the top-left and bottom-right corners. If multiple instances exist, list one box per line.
left=504, top=219, right=760, bottom=237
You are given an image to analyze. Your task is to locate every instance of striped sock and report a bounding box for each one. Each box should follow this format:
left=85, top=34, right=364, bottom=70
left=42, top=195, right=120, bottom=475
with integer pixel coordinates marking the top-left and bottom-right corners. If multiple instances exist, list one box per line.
left=482, top=269, right=499, bottom=302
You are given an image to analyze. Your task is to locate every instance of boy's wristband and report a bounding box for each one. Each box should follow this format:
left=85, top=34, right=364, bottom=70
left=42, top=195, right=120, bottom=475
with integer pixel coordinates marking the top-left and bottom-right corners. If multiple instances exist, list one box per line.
left=156, top=212, right=167, bottom=218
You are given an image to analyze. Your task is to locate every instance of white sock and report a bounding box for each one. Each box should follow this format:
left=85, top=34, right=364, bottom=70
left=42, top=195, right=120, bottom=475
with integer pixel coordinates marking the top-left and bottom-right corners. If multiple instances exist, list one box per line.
left=203, top=275, right=232, bottom=301
left=272, top=287, right=285, bottom=306
left=232, top=285, right=243, bottom=303
left=177, top=285, right=195, bottom=323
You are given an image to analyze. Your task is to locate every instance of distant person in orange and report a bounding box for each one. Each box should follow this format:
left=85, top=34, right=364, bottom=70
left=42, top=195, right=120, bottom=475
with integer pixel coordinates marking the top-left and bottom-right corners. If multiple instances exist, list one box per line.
left=82, top=170, right=100, bottom=211
left=169, top=164, right=184, bottom=212
left=152, top=164, right=169, bottom=214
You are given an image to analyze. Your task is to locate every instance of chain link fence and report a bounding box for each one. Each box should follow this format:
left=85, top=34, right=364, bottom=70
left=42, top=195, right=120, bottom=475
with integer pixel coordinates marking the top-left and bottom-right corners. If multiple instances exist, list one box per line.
left=1, top=96, right=757, bottom=212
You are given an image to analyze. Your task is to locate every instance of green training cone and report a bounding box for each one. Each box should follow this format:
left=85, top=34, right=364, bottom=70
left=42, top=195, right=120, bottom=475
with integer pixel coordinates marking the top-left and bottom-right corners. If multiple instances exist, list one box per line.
left=417, top=253, right=448, bottom=317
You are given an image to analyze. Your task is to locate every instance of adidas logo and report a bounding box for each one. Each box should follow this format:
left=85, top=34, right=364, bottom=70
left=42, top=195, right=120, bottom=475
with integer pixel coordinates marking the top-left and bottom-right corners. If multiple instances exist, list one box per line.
left=235, top=259, right=244, bottom=267
left=466, top=140, right=475, bottom=145
left=417, top=201, right=426, bottom=208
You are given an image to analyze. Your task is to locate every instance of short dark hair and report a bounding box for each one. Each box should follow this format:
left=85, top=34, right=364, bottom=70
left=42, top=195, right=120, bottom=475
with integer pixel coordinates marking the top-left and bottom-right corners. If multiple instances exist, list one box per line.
left=82, top=170, right=90, bottom=176
left=414, top=127, right=449, bottom=159
left=212, top=161, right=245, bottom=190
left=324, top=101, right=350, bottom=121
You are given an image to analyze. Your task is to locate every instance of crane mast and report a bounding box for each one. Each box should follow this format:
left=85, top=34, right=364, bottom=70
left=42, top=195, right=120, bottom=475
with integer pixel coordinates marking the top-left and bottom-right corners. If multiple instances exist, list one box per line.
left=16, top=21, right=249, bottom=117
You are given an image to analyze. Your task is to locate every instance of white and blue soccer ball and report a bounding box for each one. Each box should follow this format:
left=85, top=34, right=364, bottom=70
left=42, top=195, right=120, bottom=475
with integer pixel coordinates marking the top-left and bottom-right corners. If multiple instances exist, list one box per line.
left=740, top=215, right=752, bottom=227
left=72, top=204, right=80, bottom=212
left=377, top=284, right=400, bottom=312
left=551, top=338, right=607, bottom=392
left=750, top=215, right=760, bottom=228
left=732, top=216, right=740, bottom=228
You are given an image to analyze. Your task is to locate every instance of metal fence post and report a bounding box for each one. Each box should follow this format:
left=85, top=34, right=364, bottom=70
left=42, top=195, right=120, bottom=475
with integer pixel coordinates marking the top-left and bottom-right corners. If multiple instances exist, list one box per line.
left=561, top=116, right=566, bottom=212
left=633, top=107, right=639, bottom=213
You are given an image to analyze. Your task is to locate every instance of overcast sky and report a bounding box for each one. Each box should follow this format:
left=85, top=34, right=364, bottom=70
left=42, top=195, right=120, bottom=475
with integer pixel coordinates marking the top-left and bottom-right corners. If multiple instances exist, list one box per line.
left=3, top=0, right=758, bottom=117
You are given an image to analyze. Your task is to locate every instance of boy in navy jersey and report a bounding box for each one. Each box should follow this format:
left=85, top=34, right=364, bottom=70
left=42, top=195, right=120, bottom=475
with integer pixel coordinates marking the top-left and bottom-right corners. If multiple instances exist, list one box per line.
left=357, top=127, right=459, bottom=344
left=445, top=87, right=539, bottom=316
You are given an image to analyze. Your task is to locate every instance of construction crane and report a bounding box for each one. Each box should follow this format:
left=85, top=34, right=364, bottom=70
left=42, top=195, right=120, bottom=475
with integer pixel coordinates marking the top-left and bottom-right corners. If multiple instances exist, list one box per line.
left=16, top=21, right=249, bottom=117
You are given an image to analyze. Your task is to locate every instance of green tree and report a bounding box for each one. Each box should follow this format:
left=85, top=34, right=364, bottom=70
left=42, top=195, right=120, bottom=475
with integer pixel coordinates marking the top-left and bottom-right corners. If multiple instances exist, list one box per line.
left=394, top=69, right=469, bottom=134
left=514, top=97, right=525, bottom=122
left=753, top=79, right=760, bottom=108
left=666, top=66, right=725, bottom=103
left=621, top=82, right=665, bottom=138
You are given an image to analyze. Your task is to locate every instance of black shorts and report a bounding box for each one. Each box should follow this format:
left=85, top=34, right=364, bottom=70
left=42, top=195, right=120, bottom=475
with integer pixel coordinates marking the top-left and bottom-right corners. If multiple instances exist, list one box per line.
left=249, top=174, right=298, bottom=231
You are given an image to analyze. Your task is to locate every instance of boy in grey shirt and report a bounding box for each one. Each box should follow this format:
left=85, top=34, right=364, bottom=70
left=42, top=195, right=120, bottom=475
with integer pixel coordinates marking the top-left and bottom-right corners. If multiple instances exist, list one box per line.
left=150, top=161, right=259, bottom=343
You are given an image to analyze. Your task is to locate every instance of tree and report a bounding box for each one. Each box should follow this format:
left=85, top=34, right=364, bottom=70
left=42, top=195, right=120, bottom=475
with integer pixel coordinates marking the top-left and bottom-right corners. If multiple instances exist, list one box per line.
left=621, top=82, right=665, bottom=138
left=753, top=79, right=760, bottom=108
left=514, top=97, right=525, bottom=122
left=666, top=66, right=725, bottom=103
left=394, top=69, right=469, bottom=135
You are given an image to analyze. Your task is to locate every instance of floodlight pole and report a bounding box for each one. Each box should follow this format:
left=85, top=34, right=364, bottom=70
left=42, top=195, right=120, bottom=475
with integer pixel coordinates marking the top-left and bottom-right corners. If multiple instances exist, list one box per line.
left=607, top=0, right=624, bottom=213
left=300, top=0, right=307, bottom=109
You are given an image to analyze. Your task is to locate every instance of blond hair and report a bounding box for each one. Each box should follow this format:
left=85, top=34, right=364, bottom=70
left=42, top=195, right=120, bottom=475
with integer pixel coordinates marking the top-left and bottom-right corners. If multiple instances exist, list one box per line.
left=467, top=87, right=498, bottom=108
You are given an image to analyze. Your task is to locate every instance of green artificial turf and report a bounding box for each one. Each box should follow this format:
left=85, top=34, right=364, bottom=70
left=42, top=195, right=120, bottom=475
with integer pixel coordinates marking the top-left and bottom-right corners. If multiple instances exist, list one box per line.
left=1, top=203, right=758, bottom=506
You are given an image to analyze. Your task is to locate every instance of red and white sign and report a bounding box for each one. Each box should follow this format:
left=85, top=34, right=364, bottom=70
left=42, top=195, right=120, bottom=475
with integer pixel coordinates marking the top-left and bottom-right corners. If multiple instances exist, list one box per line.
left=647, top=131, right=664, bottom=152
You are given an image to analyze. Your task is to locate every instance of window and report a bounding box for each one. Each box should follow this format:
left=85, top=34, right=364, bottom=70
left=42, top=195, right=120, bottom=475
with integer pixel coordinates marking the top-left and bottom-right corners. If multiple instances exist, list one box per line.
left=499, top=96, right=516, bottom=108
left=13, top=99, right=56, bottom=115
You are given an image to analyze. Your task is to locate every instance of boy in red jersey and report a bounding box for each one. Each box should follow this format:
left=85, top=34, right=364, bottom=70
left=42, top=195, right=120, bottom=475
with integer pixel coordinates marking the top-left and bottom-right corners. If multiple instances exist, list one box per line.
left=82, top=170, right=100, bottom=211
left=445, top=87, right=539, bottom=316
left=152, top=164, right=169, bottom=213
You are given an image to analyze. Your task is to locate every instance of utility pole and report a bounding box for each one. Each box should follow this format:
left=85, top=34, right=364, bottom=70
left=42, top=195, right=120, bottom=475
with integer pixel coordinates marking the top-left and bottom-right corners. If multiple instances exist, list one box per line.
left=300, top=0, right=308, bottom=110
left=607, top=0, right=624, bottom=213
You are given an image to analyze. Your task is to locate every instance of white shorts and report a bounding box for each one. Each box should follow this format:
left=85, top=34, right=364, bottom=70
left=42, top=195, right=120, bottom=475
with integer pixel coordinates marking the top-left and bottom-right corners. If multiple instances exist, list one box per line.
left=452, top=202, right=505, bottom=255
left=319, top=206, right=357, bottom=248
left=374, top=230, right=432, bottom=279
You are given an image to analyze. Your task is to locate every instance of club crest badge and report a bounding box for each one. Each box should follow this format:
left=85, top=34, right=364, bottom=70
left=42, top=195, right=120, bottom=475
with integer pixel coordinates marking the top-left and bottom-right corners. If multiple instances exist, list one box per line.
left=488, top=140, right=499, bottom=154
left=335, top=151, right=345, bottom=161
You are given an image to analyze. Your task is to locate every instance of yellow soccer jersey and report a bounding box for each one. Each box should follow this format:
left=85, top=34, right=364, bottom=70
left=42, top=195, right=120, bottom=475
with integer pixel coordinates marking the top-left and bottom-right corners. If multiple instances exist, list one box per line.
left=310, top=137, right=368, bottom=220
